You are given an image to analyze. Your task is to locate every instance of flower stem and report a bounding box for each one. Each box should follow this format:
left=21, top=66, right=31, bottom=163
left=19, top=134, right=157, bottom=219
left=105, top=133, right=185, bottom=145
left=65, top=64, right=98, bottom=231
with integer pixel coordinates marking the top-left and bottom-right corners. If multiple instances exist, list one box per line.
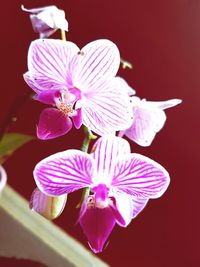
left=81, top=126, right=97, bottom=152
left=61, top=29, right=66, bottom=41
left=77, top=127, right=97, bottom=207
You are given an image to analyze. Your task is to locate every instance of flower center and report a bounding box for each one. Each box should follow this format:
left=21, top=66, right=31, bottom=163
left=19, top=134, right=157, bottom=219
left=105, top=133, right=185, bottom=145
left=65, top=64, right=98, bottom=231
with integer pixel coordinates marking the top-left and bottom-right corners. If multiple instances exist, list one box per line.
left=55, top=89, right=77, bottom=117
left=58, top=102, right=74, bottom=115
left=92, top=184, right=109, bottom=209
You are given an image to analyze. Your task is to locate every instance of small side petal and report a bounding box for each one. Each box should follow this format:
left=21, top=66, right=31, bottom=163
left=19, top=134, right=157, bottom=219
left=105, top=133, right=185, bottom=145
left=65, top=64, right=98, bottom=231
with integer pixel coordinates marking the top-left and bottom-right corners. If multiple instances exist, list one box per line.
left=34, top=150, right=94, bottom=196
left=72, top=108, right=82, bottom=129
left=145, top=99, right=182, bottom=110
left=71, top=39, right=120, bottom=91
left=125, top=105, right=166, bottom=146
left=110, top=191, right=148, bottom=227
left=110, top=191, right=134, bottom=227
left=79, top=199, right=116, bottom=253
left=124, top=98, right=182, bottom=146
left=37, top=108, right=72, bottom=140
left=30, top=188, right=67, bottom=220
left=36, top=89, right=60, bottom=104
left=112, top=153, right=170, bottom=199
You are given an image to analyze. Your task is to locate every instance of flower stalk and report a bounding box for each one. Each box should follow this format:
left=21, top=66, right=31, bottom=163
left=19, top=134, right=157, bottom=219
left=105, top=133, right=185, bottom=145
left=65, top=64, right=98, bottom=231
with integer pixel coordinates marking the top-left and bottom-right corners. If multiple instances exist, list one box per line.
left=61, top=29, right=66, bottom=41
left=78, top=126, right=97, bottom=206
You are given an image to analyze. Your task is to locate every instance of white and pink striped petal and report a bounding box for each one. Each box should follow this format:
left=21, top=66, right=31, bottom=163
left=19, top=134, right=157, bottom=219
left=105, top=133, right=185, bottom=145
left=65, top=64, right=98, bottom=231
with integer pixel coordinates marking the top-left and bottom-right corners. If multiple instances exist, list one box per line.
left=111, top=153, right=170, bottom=199
left=70, top=39, right=120, bottom=92
left=80, top=78, right=132, bottom=135
left=27, top=39, right=79, bottom=90
left=34, top=150, right=94, bottom=196
left=123, top=98, right=182, bottom=146
left=90, top=135, right=130, bottom=186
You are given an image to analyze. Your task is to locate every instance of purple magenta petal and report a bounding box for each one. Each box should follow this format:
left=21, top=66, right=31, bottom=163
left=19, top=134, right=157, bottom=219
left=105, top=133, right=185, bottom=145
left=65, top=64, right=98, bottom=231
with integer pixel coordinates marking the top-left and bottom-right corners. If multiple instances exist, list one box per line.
left=30, top=187, right=67, bottom=220
left=79, top=197, right=116, bottom=253
left=37, top=108, right=72, bottom=140
left=72, top=108, right=82, bottom=129
left=81, top=77, right=132, bottom=135
left=28, top=39, right=79, bottom=90
left=71, top=39, right=120, bottom=92
left=112, top=153, right=170, bottom=199
left=36, top=89, right=61, bottom=104
left=34, top=150, right=94, bottom=196
left=90, top=135, right=131, bottom=186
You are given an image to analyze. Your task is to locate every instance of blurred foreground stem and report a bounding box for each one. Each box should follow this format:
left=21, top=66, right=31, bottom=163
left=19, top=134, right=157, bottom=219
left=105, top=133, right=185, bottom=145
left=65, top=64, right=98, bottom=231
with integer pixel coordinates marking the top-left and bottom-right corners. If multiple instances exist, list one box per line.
left=0, top=92, right=32, bottom=142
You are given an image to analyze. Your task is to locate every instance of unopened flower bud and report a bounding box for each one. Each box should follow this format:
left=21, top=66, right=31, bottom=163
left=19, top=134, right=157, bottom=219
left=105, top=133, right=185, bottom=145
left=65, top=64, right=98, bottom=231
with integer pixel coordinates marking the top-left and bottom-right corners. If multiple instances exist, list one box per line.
left=22, top=5, right=68, bottom=38
left=30, top=188, right=67, bottom=220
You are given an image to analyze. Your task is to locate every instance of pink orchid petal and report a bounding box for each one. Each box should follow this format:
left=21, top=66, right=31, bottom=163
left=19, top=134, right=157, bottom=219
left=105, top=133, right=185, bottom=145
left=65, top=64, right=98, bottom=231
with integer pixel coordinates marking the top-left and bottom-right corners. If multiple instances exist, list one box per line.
left=79, top=197, right=116, bottom=253
left=37, top=108, right=72, bottom=140
left=30, top=188, right=67, bottom=220
left=110, top=191, right=134, bottom=227
left=110, top=191, right=148, bottom=227
left=36, top=89, right=60, bottom=104
left=125, top=105, right=167, bottom=147
left=112, top=153, right=170, bottom=199
left=34, top=150, right=94, bottom=196
left=91, top=135, right=131, bottom=185
left=28, top=39, right=79, bottom=90
left=71, top=39, right=120, bottom=91
left=72, top=108, right=82, bottom=129
left=81, top=78, right=132, bottom=135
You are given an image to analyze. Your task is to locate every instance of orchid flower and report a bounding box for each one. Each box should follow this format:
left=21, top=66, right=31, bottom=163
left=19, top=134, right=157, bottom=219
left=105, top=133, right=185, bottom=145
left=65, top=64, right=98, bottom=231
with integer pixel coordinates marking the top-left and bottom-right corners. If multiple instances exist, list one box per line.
left=24, top=39, right=132, bottom=140
left=117, top=79, right=182, bottom=146
left=33, top=135, right=170, bottom=253
left=21, top=5, right=68, bottom=38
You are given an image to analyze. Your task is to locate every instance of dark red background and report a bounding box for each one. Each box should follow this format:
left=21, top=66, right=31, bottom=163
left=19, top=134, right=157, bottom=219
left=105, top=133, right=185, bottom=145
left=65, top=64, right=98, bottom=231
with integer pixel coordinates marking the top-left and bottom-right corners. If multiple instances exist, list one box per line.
left=1, top=1, right=199, bottom=266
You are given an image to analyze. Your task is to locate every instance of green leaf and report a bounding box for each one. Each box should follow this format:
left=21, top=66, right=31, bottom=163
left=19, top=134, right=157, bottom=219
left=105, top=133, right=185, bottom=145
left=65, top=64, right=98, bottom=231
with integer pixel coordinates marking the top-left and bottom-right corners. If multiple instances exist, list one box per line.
left=0, top=133, right=34, bottom=163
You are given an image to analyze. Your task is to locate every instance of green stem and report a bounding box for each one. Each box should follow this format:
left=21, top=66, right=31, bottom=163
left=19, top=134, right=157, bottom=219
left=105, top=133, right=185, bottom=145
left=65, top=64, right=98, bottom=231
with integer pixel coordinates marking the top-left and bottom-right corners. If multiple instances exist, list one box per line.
left=81, top=126, right=97, bottom=152
left=77, top=126, right=97, bottom=207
